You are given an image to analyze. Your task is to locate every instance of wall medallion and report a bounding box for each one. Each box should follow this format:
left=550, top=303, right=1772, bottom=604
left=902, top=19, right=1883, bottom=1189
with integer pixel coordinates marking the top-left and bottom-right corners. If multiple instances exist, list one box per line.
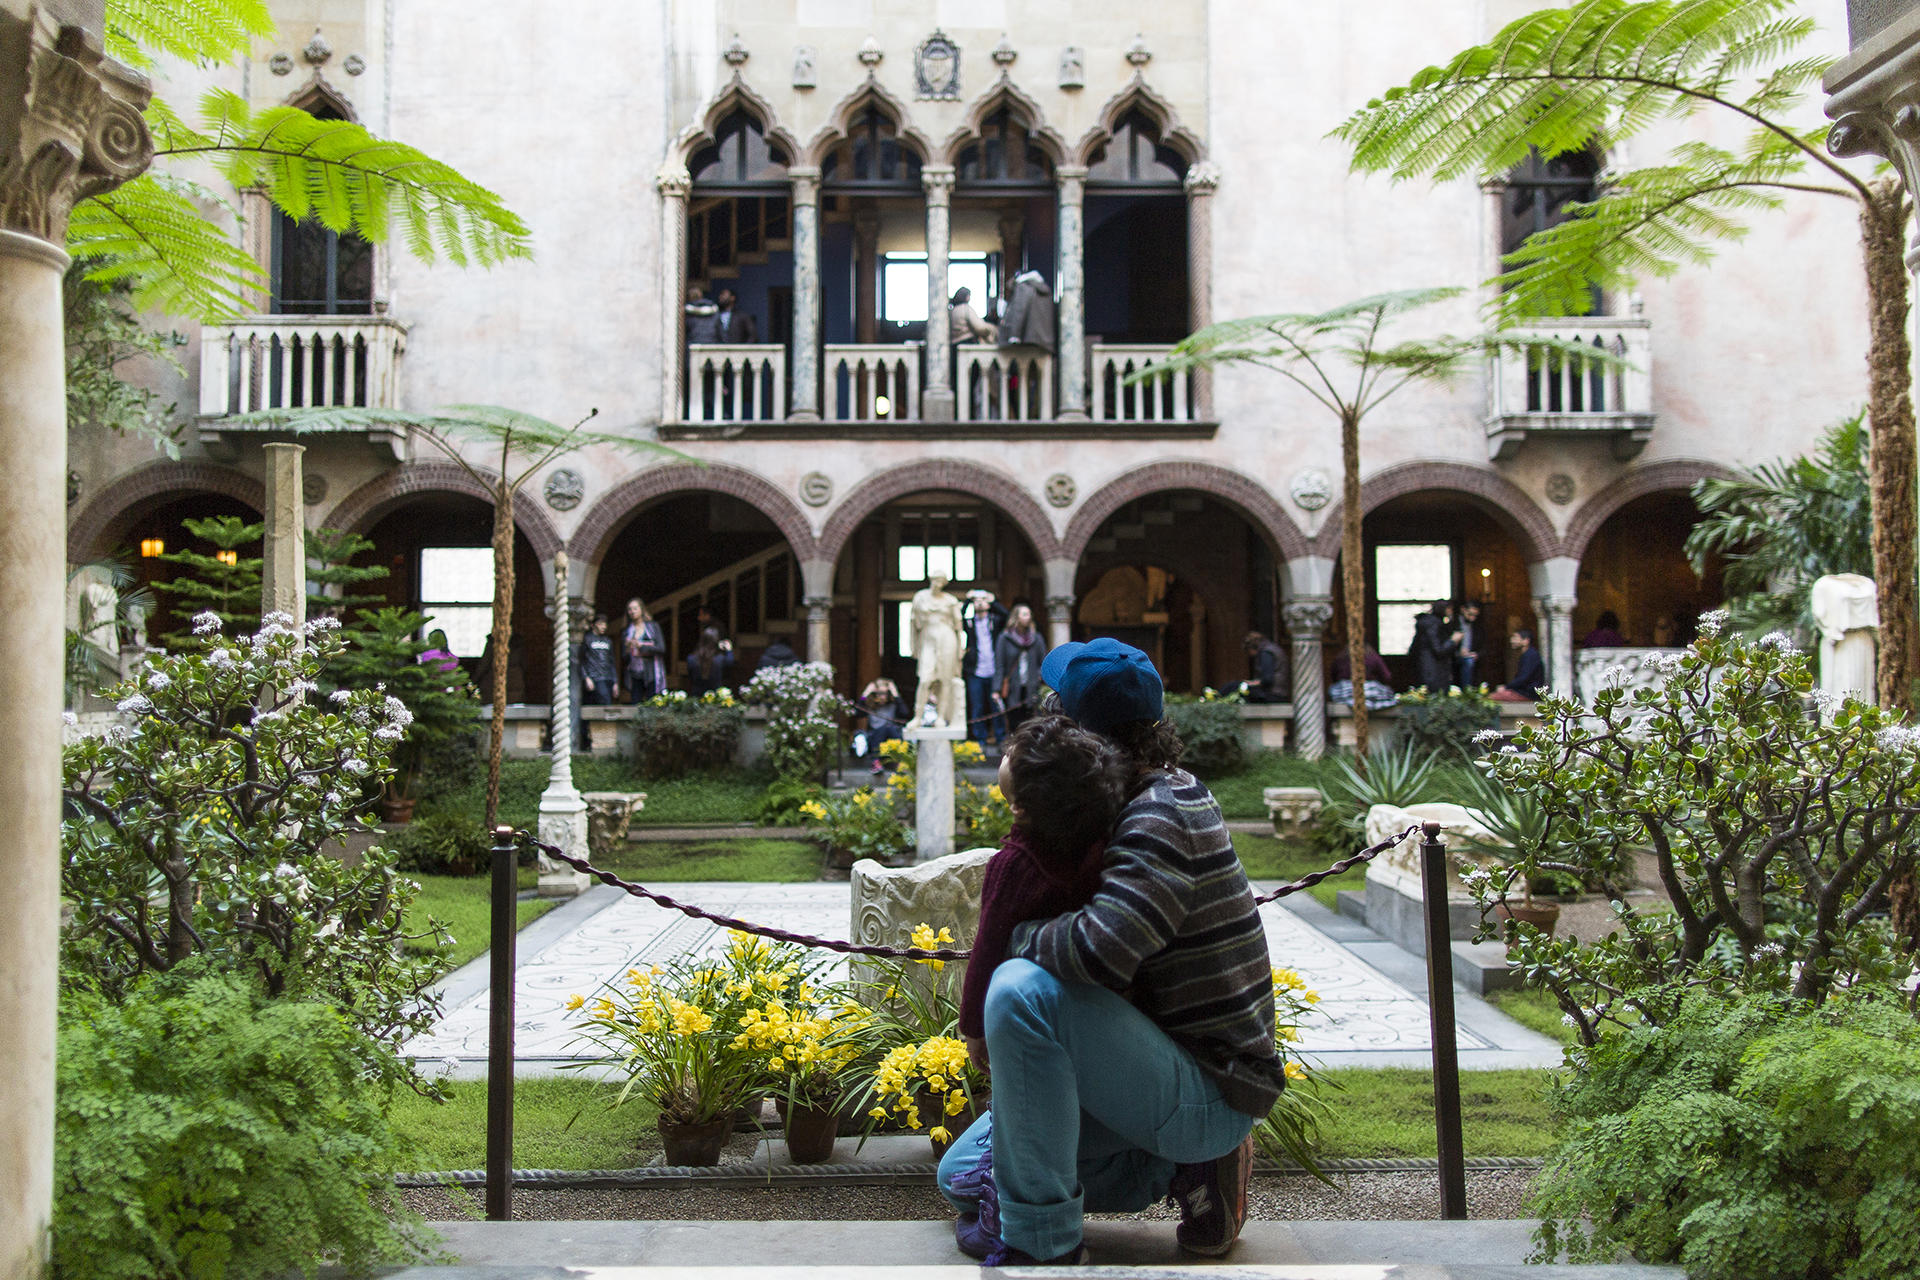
left=1546, top=473, right=1577, bottom=506
left=1289, top=469, right=1331, bottom=512
left=302, top=472, right=328, bottom=506
left=799, top=471, right=834, bottom=507
left=1044, top=473, right=1077, bottom=508
left=543, top=468, right=585, bottom=511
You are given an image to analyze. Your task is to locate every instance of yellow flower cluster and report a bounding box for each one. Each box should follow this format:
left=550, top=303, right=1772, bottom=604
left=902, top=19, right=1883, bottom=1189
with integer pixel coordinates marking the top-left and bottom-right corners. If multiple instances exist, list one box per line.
left=910, top=923, right=955, bottom=972
left=1272, top=967, right=1322, bottom=1004
left=799, top=799, right=829, bottom=821
left=868, top=1035, right=976, bottom=1132
left=953, top=740, right=986, bottom=764
left=878, top=738, right=913, bottom=760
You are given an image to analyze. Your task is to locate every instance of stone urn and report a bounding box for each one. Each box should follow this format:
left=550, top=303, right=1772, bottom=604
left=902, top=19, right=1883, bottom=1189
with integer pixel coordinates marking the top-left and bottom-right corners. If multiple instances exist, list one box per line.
left=582, top=791, right=646, bottom=861
left=1263, top=786, right=1323, bottom=838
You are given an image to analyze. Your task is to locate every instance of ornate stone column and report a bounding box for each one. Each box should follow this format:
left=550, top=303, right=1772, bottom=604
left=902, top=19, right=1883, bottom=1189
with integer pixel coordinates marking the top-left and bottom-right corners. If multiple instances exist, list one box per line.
left=1054, top=164, right=1089, bottom=421
left=1283, top=597, right=1334, bottom=760
left=921, top=164, right=956, bottom=421
left=788, top=165, right=822, bottom=421
left=1826, top=11, right=1920, bottom=277
left=1534, top=594, right=1579, bottom=700
left=538, top=553, right=589, bottom=896
left=804, top=595, right=833, bottom=665
left=0, top=9, right=152, bottom=1274
left=656, top=168, right=690, bottom=426
left=1184, top=161, right=1220, bottom=420
left=1043, top=556, right=1077, bottom=650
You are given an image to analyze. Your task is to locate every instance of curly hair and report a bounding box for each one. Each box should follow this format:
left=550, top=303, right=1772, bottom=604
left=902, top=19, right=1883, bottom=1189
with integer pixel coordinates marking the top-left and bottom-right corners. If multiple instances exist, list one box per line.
left=1002, top=715, right=1129, bottom=866
left=1033, top=689, right=1184, bottom=797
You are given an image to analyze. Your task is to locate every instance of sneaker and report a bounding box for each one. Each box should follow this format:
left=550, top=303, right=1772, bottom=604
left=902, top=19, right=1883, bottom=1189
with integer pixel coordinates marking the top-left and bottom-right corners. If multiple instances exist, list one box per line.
left=1168, top=1132, right=1254, bottom=1256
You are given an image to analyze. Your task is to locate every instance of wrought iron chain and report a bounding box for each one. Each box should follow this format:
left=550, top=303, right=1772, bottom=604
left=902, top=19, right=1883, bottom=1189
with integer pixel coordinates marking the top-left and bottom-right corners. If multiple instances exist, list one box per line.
left=512, top=822, right=1423, bottom=961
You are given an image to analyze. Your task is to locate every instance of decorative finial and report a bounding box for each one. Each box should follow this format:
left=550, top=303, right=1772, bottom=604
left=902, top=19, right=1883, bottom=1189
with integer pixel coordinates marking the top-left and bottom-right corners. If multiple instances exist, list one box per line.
left=1125, top=33, right=1152, bottom=67
left=858, top=35, right=884, bottom=68
left=992, top=34, right=1017, bottom=68
left=722, top=33, right=748, bottom=67
left=302, top=27, right=332, bottom=67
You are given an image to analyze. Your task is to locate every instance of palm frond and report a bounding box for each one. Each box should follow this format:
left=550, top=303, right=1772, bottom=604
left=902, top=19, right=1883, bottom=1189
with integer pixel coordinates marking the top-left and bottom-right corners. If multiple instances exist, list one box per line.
left=103, top=0, right=273, bottom=70
left=67, top=173, right=263, bottom=320
left=1335, top=0, right=1826, bottom=184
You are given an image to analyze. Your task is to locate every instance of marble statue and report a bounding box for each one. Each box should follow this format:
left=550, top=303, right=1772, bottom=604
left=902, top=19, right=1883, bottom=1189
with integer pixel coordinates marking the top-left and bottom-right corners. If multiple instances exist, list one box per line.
left=910, top=571, right=965, bottom=727
left=1812, top=573, right=1878, bottom=712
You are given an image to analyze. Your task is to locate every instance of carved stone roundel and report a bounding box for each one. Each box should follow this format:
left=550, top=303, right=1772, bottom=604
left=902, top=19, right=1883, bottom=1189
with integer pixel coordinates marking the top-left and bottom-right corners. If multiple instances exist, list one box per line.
left=1546, top=473, right=1577, bottom=506
left=269, top=52, right=294, bottom=75
left=543, top=468, right=585, bottom=511
left=1289, top=469, right=1332, bottom=512
left=1045, top=473, right=1077, bottom=508
left=799, top=471, right=834, bottom=507
left=302, top=472, right=328, bottom=506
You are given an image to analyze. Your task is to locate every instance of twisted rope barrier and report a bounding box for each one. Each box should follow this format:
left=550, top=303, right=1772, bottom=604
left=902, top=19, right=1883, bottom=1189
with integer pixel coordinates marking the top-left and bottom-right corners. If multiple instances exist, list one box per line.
left=511, top=823, right=1422, bottom=962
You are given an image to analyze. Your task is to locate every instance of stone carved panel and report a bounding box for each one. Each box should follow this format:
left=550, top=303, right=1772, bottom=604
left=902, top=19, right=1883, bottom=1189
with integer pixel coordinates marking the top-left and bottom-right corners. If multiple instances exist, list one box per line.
left=302, top=472, right=328, bottom=505
left=582, top=791, right=646, bottom=862
left=1363, top=802, right=1503, bottom=903
left=849, top=847, right=993, bottom=995
left=1058, top=47, right=1085, bottom=89
left=792, top=46, right=817, bottom=88
left=1289, top=469, right=1331, bottom=511
left=1545, top=473, right=1576, bottom=505
left=1263, top=786, right=1322, bottom=837
left=799, top=471, right=833, bottom=506
left=1044, top=473, right=1076, bottom=507
left=915, top=30, right=961, bottom=100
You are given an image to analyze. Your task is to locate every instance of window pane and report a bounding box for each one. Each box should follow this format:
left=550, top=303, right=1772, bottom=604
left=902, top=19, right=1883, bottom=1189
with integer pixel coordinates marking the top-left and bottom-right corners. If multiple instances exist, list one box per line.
left=424, top=606, right=492, bottom=658
left=1375, top=544, right=1453, bottom=603
left=898, top=544, right=926, bottom=582
left=335, top=232, right=374, bottom=309
left=926, top=545, right=954, bottom=581
left=277, top=215, right=330, bottom=309
left=954, top=545, right=976, bottom=582
left=897, top=600, right=915, bottom=658
left=949, top=258, right=991, bottom=309
left=1377, top=604, right=1427, bottom=659
left=420, top=546, right=494, bottom=603
left=883, top=258, right=929, bottom=323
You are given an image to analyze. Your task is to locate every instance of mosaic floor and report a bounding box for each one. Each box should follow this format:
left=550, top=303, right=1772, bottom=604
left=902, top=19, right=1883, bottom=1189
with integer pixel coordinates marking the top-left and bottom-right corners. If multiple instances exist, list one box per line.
left=407, top=883, right=1497, bottom=1068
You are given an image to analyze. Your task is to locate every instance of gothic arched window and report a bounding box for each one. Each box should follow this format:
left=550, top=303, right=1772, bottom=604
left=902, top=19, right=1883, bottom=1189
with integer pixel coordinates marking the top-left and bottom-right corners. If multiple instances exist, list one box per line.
left=270, top=97, right=373, bottom=315
left=822, top=105, right=923, bottom=190
left=1085, top=109, right=1187, bottom=189
left=956, top=106, right=1054, bottom=190
left=690, top=111, right=790, bottom=189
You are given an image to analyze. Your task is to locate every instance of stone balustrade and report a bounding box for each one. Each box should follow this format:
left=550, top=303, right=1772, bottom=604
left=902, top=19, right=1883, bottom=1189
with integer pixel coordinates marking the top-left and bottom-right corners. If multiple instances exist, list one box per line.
left=825, top=342, right=919, bottom=421
left=686, top=342, right=786, bottom=423
left=1486, top=315, right=1654, bottom=460
left=199, top=315, right=408, bottom=417
left=955, top=345, right=1053, bottom=422
left=1092, top=343, right=1195, bottom=422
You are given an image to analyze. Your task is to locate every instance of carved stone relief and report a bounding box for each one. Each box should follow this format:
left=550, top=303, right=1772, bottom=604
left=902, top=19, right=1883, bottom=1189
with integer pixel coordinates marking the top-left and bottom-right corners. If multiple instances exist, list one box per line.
left=792, top=46, right=817, bottom=88
left=799, top=471, right=833, bottom=506
left=1044, top=473, right=1077, bottom=507
left=1058, top=46, right=1085, bottom=89
left=302, top=472, right=328, bottom=506
left=1545, top=473, right=1576, bottom=505
left=1289, top=469, right=1331, bottom=512
left=543, top=468, right=585, bottom=511
left=915, top=30, right=961, bottom=100
left=849, top=847, right=993, bottom=995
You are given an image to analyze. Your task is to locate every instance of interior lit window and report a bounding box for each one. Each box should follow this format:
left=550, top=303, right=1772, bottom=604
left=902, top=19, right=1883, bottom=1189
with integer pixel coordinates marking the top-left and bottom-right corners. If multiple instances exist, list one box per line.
left=1374, top=543, right=1454, bottom=656
left=419, top=546, right=494, bottom=657
left=880, top=252, right=994, bottom=326
left=896, top=543, right=976, bottom=583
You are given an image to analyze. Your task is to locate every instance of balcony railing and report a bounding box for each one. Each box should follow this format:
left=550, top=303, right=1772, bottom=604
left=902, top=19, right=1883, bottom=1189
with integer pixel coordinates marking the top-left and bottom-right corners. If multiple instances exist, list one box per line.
left=199, top=315, right=408, bottom=417
left=686, top=343, right=786, bottom=424
left=956, top=345, right=1053, bottom=423
left=1092, top=344, right=1195, bottom=422
left=826, top=343, right=920, bottom=422
left=1487, top=317, right=1654, bottom=460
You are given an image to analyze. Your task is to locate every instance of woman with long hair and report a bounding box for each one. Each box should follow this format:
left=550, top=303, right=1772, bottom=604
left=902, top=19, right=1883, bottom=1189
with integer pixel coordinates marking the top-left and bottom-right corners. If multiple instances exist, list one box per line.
left=621, top=598, right=666, bottom=703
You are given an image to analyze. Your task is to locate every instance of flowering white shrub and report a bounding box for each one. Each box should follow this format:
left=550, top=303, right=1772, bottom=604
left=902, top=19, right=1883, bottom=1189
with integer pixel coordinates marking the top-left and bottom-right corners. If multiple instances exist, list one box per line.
left=61, top=613, right=448, bottom=1075
left=742, top=662, right=852, bottom=783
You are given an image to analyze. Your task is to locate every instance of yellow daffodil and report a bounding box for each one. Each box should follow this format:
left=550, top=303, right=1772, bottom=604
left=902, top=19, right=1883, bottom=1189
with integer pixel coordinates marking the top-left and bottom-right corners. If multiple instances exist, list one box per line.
left=565, top=994, right=585, bottom=1011
left=930, top=1126, right=952, bottom=1144
left=1284, top=1060, right=1308, bottom=1081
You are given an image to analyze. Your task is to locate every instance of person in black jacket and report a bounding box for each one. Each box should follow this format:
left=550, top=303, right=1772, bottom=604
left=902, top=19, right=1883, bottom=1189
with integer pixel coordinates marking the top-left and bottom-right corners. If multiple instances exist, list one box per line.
left=757, top=633, right=801, bottom=670
left=1241, top=632, right=1290, bottom=703
left=579, top=614, right=618, bottom=706
left=1492, top=629, right=1547, bottom=701
left=684, top=626, right=735, bottom=697
left=1410, top=600, right=1459, bottom=694
left=995, top=604, right=1049, bottom=734
left=962, top=590, right=1009, bottom=747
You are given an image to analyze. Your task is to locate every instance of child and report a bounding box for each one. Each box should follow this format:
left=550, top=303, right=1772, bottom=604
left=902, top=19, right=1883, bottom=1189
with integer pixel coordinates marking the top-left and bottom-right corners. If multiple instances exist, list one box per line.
left=950, top=714, right=1128, bottom=1264
left=958, top=713, right=1129, bottom=1070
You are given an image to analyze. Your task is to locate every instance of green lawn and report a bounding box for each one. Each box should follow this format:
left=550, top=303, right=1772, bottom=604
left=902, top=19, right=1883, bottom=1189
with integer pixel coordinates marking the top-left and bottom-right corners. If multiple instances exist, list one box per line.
left=1487, top=985, right=1581, bottom=1046
left=1203, top=751, right=1332, bottom=820
left=388, top=1066, right=1558, bottom=1173
left=421, top=757, right=768, bottom=831
left=624, top=772, right=772, bottom=826
left=1231, top=831, right=1363, bottom=912
left=391, top=1076, right=660, bottom=1173
left=595, top=837, right=825, bottom=882
left=406, top=870, right=555, bottom=969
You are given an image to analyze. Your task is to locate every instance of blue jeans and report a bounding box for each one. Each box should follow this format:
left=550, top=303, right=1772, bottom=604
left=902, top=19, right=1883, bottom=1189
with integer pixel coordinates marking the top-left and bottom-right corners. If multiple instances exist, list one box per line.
left=937, top=959, right=1257, bottom=1260
left=966, top=673, right=1004, bottom=743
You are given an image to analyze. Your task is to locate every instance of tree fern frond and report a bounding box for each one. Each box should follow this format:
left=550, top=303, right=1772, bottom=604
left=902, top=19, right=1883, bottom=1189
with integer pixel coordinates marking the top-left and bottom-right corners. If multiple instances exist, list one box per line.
left=67, top=175, right=262, bottom=321
left=173, top=93, right=532, bottom=268
left=103, top=0, right=273, bottom=70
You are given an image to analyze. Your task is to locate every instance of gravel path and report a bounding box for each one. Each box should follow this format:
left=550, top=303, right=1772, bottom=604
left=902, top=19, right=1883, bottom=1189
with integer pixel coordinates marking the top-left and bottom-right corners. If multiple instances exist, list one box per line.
left=401, top=1169, right=1535, bottom=1224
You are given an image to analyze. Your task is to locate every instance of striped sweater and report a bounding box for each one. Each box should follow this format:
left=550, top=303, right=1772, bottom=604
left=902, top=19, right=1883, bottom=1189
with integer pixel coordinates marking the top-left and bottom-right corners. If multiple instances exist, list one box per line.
left=1009, top=769, right=1286, bottom=1117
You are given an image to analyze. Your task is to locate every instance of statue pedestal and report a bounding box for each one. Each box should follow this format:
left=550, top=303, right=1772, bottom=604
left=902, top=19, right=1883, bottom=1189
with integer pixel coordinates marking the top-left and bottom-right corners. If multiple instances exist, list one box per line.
left=536, top=787, right=591, bottom=897
left=905, top=723, right=966, bottom=862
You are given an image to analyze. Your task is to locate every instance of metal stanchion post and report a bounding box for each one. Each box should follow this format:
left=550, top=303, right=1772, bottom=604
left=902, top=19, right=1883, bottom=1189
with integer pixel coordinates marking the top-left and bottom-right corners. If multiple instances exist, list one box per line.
left=1420, top=820, right=1469, bottom=1219
left=485, top=825, right=518, bottom=1221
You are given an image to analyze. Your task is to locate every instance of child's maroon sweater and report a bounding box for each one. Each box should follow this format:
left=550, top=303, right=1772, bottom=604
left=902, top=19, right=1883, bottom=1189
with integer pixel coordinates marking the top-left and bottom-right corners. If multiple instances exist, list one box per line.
left=958, top=824, right=1104, bottom=1039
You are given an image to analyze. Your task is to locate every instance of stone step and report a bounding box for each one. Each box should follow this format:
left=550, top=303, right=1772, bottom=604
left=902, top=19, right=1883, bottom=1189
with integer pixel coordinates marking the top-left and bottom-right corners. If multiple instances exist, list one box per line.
left=371, top=1219, right=1680, bottom=1276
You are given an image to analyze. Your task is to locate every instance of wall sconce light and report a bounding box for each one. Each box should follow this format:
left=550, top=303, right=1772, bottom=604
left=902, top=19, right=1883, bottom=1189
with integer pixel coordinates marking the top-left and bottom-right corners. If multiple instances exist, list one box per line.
left=140, top=537, right=165, bottom=558
left=873, top=394, right=892, bottom=418
left=1479, top=566, right=1493, bottom=600
left=216, top=550, right=239, bottom=566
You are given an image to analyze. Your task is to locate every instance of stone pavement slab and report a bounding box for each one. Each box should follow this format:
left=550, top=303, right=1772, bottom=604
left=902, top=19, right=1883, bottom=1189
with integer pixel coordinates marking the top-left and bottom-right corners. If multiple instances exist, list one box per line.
left=354, top=1219, right=1678, bottom=1276
left=409, top=882, right=1565, bottom=1078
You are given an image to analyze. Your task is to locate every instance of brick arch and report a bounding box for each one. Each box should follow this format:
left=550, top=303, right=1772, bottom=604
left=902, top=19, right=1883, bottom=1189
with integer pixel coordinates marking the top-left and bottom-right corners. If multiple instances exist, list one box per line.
left=67, top=462, right=265, bottom=561
left=1310, top=460, right=1561, bottom=563
left=322, top=461, right=563, bottom=561
left=1561, top=459, right=1739, bottom=562
left=1063, top=461, right=1311, bottom=564
left=568, top=462, right=819, bottom=578
left=818, top=460, right=1062, bottom=565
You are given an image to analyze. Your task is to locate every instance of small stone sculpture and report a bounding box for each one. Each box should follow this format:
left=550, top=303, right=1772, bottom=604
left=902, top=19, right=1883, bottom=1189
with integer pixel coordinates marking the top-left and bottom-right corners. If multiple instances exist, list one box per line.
left=1812, top=573, right=1878, bottom=712
left=910, top=572, right=965, bottom=727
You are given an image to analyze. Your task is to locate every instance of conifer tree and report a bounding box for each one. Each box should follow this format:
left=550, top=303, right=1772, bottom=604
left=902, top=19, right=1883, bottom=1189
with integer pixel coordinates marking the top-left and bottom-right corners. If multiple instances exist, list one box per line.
left=152, top=514, right=262, bottom=644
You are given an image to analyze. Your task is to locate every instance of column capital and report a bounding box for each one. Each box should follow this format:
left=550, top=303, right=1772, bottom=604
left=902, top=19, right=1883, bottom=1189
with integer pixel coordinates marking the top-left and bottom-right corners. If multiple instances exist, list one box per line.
left=804, top=594, right=833, bottom=621
left=655, top=167, right=692, bottom=198
left=1282, top=597, right=1334, bottom=636
left=1541, top=594, right=1579, bottom=615
left=788, top=164, right=821, bottom=204
left=0, top=14, right=154, bottom=245
left=1183, top=160, right=1221, bottom=195
left=921, top=164, right=956, bottom=202
left=1045, top=593, right=1076, bottom=613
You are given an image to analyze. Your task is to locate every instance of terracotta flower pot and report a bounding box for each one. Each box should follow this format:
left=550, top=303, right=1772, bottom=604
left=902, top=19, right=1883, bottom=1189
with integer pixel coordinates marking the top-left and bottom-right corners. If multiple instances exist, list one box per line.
left=657, top=1114, right=733, bottom=1167
left=783, top=1103, right=841, bottom=1164
left=1494, top=899, right=1561, bottom=938
left=378, top=794, right=416, bottom=824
